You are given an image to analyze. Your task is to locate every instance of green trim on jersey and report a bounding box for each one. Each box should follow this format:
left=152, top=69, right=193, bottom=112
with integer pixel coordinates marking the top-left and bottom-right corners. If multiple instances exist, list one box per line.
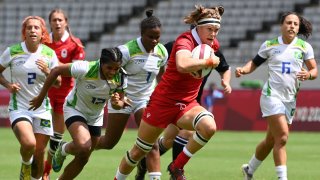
left=41, top=45, right=55, bottom=58
left=9, top=44, right=25, bottom=58
left=266, top=80, right=271, bottom=96
left=12, top=92, right=18, bottom=110
left=45, top=94, right=50, bottom=111
left=85, top=61, right=99, bottom=79
left=293, top=38, right=306, bottom=51
left=125, top=40, right=142, bottom=56
left=67, top=88, right=78, bottom=108
left=156, top=43, right=167, bottom=59
left=266, top=38, right=279, bottom=47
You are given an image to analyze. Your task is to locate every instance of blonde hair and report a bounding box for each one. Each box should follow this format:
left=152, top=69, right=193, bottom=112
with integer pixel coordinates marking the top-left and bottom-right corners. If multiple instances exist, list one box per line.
left=21, top=16, right=50, bottom=44
left=184, top=5, right=224, bottom=25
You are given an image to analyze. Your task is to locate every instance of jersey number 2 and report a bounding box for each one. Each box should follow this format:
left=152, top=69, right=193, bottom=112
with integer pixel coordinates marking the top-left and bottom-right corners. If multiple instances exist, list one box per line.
left=28, top=73, right=36, bottom=84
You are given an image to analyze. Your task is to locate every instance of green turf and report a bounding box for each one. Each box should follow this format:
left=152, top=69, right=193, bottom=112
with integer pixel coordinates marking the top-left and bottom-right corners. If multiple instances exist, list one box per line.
left=0, top=128, right=319, bottom=179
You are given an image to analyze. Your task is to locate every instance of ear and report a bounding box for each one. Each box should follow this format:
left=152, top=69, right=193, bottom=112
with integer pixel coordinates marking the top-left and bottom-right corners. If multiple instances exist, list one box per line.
left=217, top=6, right=224, bottom=16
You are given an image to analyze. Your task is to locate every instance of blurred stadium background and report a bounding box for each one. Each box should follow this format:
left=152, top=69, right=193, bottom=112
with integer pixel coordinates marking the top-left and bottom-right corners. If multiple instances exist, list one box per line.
left=0, top=0, right=320, bottom=88
left=0, top=0, right=319, bottom=131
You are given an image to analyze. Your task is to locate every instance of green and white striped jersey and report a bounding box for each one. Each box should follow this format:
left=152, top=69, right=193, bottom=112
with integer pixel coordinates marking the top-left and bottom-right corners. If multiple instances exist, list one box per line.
left=118, top=37, right=168, bottom=100
left=0, top=42, right=59, bottom=113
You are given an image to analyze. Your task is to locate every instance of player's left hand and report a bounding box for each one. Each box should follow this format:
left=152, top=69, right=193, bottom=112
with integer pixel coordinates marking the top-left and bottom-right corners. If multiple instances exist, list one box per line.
left=297, top=68, right=310, bottom=81
left=221, top=79, right=232, bottom=94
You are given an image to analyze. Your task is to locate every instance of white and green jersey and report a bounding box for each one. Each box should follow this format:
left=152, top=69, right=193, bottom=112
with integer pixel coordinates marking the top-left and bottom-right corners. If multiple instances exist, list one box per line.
left=258, top=36, right=314, bottom=102
left=118, top=37, right=168, bottom=100
left=65, top=60, right=127, bottom=119
left=0, top=42, right=59, bottom=113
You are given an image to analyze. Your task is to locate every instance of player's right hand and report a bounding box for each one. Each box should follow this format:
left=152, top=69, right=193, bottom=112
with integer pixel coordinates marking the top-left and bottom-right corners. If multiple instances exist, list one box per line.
left=235, top=67, right=244, bottom=77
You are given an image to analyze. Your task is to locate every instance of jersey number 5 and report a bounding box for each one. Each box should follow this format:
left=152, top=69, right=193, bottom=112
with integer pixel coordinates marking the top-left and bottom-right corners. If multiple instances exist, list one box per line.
left=282, top=62, right=291, bottom=74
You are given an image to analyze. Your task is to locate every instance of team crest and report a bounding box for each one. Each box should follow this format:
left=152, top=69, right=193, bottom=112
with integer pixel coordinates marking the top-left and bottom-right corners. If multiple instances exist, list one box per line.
left=61, top=48, right=68, bottom=58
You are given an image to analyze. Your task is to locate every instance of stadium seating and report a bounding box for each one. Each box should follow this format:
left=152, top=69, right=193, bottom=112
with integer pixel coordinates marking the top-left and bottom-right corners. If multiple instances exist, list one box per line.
left=0, top=0, right=319, bottom=89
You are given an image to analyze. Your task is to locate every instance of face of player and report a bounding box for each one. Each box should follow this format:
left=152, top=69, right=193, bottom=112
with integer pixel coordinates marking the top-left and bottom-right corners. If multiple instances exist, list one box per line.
left=50, top=12, right=67, bottom=38
left=281, top=14, right=300, bottom=43
left=197, top=24, right=220, bottom=46
left=141, top=27, right=161, bottom=52
left=24, top=19, right=43, bottom=46
left=100, top=61, right=122, bottom=80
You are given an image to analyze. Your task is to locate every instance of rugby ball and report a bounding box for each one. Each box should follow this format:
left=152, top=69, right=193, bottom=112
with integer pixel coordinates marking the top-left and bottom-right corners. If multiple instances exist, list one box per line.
left=190, top=44, right=214, bottom=79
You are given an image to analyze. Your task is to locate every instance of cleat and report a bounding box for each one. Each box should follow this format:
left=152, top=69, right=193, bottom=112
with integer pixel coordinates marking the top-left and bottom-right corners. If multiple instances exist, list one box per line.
left=167, top=162, right=186, bottom=180
left=241, top=164, right=253, bottom=180
left=42, top=160, right=52, bottom=180
left=135, top=158, right=147, bottom=180
left=20, top=163, right=31, bottom=180
left=52, top=141, right=67, bottom=172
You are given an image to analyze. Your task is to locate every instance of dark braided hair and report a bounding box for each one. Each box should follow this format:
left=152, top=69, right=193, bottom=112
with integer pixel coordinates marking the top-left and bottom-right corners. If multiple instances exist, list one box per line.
left=48, top=8, right=84, bottom=48
left=280, top=11, right=312, bottom=39
left=100, top=47, right=123, bottom=65
left=140, top=9, right=161, bottom=34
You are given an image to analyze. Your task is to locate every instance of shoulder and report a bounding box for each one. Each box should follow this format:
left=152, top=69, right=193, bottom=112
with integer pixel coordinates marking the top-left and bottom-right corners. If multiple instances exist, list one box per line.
left=40, top=44, right=56, bottom=58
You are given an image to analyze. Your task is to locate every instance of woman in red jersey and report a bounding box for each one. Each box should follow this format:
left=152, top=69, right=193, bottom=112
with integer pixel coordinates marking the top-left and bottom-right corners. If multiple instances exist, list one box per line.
left=43, top=8, right=85, bottom=180
left=114, top=5, right=231, bottom=180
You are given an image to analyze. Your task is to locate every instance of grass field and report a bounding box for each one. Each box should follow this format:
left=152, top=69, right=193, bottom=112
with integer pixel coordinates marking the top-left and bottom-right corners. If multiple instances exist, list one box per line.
left=0, top=128, right=319, bottom=180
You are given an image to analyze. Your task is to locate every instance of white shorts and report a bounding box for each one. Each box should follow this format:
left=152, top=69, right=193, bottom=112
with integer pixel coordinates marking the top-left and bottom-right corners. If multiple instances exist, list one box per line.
left=63, top=105, right=103, bottom=126
left=107, top=98, right=148, bottom=114
left=260, top=95, right=296, bottom=124
left=9, top=109, right=53, bottom=136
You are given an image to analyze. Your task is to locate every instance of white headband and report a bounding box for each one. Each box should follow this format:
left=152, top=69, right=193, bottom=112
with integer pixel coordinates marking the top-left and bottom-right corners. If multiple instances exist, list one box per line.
left=197, top=18, right=221, bottom=27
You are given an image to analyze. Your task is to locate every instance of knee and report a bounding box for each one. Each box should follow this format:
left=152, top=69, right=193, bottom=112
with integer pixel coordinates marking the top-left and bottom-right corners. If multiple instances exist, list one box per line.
left=75, top=142, right=92, bottom=157
left=275, top=135, right=288, bottom=147
left=21, top=139, right=36, bottom=152
left=198, top=123, right=217, bottom=139
left=99, top=136, right=117, bottom=150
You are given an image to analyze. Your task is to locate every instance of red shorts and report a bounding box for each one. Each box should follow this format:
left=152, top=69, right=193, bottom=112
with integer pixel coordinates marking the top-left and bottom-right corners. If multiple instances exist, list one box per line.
left=49, top=94, right=67, bottom=114
left=142, top=95, right=200, bottom=128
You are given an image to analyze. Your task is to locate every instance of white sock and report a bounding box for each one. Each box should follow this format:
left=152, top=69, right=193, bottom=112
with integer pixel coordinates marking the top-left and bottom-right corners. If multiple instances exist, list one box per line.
left=248, top=154, right=262, bottom=174
left=148, top=172, right=161, bottom=180
left=115, top=168, right=128, bottom=180
left=61, top=142, right=69, bottom=156
left=31, top=177, right=42, bottom=180
left=183, top=147, right=193, bottom=157
left=21, top=155, right=33, bottom=165
left=275, top=165, right=287, bottom=180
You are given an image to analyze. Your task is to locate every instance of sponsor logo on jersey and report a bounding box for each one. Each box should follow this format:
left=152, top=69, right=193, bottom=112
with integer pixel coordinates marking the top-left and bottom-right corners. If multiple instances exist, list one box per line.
left=175, top=103, right=186, bottom=110
left=12, top=60, right=25, bottom=67
left=134, top=59, right=146, bottom=64
left=86, top=83, right=96, bottom=89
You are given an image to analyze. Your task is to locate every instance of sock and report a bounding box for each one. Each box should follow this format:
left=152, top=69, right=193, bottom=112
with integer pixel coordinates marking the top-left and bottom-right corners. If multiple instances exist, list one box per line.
left=115, top=168, right=128, bottom=180
left=275, top=165, right=287, bottom=180
left=138, top=157, right=147, bottom=171
left=49, top=132, right=63, bottom=156
left=172, top=136, right=188, bottom=161
left=148, top=172, right=161, bottom=180
left=22, top=155, right=33, bottom=165
left=43, top=160, right=52, bottom=174
left=61, top=142, right=69, bottom=156
left=248, top=154, right=262, bottom=174
left=158, top=137, right=168, bottom=156
left=172, top=147, right=192, bottom=169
